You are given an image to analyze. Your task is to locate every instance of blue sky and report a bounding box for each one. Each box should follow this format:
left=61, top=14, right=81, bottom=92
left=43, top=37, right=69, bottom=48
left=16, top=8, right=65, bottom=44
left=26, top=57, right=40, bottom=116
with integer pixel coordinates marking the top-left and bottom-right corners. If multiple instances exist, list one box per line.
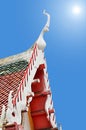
left=0, top=0, right=86, bottom=130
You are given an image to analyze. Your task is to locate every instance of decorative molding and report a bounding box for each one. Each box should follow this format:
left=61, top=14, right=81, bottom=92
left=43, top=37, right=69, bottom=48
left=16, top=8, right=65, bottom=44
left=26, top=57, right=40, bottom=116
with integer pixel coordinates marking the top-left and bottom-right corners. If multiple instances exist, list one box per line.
left=0, top=105, right=6, bottom=127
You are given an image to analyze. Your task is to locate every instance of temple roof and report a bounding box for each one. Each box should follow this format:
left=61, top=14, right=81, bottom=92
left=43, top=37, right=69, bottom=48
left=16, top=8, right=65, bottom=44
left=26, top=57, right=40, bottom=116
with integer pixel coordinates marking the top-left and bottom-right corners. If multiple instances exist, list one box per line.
left=0, top=11, right=58, bottom=130
left=0, top=48, right=33, bottom=115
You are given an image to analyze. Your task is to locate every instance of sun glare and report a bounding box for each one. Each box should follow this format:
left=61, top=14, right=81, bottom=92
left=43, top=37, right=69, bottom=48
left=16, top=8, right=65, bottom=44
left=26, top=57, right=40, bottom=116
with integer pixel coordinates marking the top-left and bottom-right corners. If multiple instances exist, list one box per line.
left=72, top=6, right=81, bottom=14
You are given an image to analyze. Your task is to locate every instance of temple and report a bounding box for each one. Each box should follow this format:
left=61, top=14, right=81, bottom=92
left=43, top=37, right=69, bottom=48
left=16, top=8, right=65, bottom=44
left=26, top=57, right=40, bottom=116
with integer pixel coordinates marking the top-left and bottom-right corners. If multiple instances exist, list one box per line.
left=0, top=11, right=62, bottom=130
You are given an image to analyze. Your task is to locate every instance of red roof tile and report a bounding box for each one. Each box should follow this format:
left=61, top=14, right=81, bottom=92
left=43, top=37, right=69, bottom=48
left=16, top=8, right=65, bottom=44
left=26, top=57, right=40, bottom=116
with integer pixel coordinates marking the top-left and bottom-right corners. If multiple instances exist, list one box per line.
left=0, top=61, right=28, bottom=115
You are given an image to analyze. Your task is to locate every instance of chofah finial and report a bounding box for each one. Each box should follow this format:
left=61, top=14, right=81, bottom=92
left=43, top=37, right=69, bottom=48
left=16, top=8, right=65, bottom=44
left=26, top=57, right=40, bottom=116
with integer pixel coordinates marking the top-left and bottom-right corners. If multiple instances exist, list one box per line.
left=36, top=10, right=50, bottom=51
left=43, top=9, right=50, bottom=32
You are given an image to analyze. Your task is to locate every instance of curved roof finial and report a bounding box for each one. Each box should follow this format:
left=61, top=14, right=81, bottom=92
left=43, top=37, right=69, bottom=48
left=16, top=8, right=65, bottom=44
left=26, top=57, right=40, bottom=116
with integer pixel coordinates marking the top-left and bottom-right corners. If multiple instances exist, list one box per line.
left=42, top=9, right=50, bottom=33
left=36, top=10, right=50, bottom=51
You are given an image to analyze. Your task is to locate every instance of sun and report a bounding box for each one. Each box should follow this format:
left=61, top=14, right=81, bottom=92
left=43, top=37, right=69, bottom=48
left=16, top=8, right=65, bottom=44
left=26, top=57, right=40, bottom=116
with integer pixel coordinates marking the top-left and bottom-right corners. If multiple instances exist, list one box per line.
left=72, top=6, right=81, bottom=14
